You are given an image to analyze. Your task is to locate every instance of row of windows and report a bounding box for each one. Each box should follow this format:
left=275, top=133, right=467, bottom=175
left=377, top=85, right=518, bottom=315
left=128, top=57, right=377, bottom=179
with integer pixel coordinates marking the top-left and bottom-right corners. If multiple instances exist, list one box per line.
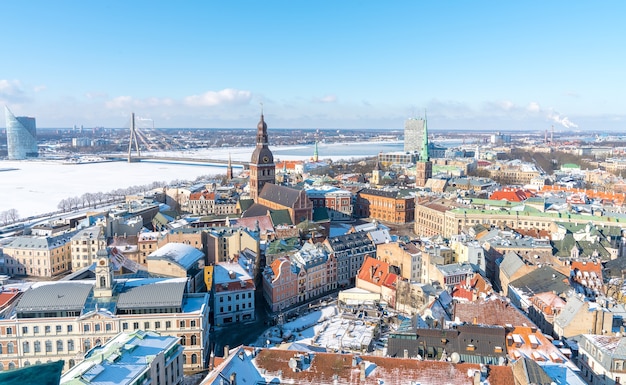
left=14, top=318, right=198, bottom=336
left=219, top=302, right=253, bottom=313
left=121, top=320, right=196, bottom=331
left=0, top=339, right=87, bottom=354
left=218, top=292, right=253, bottom=302
left=18, top=323, right=111, bottom=335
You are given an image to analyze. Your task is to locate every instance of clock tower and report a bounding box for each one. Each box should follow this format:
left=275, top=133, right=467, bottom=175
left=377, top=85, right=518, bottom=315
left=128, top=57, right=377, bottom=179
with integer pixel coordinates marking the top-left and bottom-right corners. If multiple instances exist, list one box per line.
left=249, top=113, right=275, bottom=201
left=94, top=244, right=114, bottom=298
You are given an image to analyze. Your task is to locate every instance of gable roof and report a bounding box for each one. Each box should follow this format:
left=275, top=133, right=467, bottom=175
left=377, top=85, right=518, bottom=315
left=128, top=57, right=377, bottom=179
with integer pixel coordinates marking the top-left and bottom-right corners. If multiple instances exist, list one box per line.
left=234, top=215, right=275, bottom=233
left=16, top=282, right=93, bottom=313
left=259, top=184, right=304, bottom=207
left=499, top=251, right=525, bottom=279
left=511, top=357, right=554, bottom=385
left=357, top=257, right=396, bottom=288
left=269, top=209, right=293, bottom=226
left=509, top=266, right=570, bottom=297
left=146, top=242, right=203, bottom=271
left=454, top=297, right=535, bottom=328
left=202, top=346, right=515, bottom=385
left=241, top=203, right=271, bottom=218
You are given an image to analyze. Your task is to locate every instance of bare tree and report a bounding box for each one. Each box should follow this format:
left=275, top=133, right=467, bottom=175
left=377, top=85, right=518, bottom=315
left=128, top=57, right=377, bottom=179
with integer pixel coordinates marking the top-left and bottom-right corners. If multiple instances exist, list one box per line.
left=94, top=192, right=105, bottom=205
left=58, top=199, right=69, bottom=212
left=6, top=209, right=19, bottom=224
left=0, top=211, right=8, bottom=226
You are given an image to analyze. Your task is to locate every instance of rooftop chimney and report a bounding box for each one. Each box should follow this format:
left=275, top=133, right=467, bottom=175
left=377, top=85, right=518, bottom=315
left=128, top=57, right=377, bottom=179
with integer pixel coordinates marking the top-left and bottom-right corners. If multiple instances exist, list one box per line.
left=223, top=345, right=229, bottom=358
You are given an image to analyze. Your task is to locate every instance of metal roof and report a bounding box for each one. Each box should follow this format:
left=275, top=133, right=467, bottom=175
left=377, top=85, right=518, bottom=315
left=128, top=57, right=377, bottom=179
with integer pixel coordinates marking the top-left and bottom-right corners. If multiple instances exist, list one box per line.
left=16, top=282, right=93, bottom=312
left=116, top=280, right=186, bottom=310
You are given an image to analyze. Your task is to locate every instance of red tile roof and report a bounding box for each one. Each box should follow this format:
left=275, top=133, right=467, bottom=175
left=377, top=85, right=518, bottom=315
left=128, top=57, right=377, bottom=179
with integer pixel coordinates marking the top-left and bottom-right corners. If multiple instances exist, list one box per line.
left=490, top=188, right=533, bottom=202
left=454, top=297, right=535, bottom=328
left=251, top=348, right=515, bottom=385
left=357, top=257, right=395, bottom=288
left=540, top=185, right=626, bottom=206
left=189, top=191, right=215, bottom=200
left=0, top=289, right=20, bottom=309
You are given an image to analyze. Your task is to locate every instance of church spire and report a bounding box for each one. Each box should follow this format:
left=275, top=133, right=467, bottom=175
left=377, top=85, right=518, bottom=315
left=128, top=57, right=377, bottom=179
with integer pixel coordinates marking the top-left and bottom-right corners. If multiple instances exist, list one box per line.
left=226, top=152, right=233, bottom=180
left=313, top=140, right=319, bottom=162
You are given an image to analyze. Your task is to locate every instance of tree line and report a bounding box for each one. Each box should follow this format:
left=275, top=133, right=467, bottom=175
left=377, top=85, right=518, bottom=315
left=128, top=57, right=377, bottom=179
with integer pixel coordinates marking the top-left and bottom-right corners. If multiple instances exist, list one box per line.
left=2, top=173, right=222, bottom=226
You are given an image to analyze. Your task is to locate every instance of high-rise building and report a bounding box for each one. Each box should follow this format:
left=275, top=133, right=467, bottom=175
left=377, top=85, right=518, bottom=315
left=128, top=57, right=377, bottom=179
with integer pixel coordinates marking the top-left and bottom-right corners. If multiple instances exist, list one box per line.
left=415, top=114, right=432, bottom=187
left=5, top=106, right=38, bottom=160
left=404, top=117, right=426, bottom=153
left=249, top=113, right=275, bottom=201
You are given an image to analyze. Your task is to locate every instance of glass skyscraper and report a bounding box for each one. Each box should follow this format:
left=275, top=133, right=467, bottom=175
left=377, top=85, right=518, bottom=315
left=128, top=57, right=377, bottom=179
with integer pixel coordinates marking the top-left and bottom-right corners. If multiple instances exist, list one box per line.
left=404, top=117, right=426, bottom=153
left=5, top=106, right=38, bottom=159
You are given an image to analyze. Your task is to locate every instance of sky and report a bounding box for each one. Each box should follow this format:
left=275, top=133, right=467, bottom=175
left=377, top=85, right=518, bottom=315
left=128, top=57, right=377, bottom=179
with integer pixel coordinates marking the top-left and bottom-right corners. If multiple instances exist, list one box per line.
left=1, top=1, right=625, bottom=131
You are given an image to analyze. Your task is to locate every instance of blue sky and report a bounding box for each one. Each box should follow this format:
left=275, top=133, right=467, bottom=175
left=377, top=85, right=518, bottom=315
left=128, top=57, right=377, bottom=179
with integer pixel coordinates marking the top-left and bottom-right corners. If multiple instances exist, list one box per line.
left=1, top=1, right=625, bottom=131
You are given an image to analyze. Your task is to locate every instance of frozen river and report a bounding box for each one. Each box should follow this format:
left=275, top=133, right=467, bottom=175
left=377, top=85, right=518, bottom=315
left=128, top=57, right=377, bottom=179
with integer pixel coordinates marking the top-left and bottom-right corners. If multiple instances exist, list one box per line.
left=1, top=141, right=404, bottom=219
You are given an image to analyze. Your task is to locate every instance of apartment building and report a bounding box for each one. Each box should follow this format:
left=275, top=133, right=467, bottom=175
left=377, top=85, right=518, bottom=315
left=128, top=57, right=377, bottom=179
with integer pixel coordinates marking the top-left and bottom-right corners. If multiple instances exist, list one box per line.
left=1, top=231, right=76, bottom=277
left=0, top=249, right=210, bottom=374
left=212, top=262, right=255, bottom=326
left=70, top=226, right=106, bottom=270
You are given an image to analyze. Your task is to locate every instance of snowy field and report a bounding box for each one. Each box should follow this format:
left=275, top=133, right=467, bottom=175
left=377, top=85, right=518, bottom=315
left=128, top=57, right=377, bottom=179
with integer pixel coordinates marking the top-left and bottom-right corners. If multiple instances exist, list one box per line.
left=1, top=141, right=399, bottom=219
left=255, top=304, right=379, bottom=354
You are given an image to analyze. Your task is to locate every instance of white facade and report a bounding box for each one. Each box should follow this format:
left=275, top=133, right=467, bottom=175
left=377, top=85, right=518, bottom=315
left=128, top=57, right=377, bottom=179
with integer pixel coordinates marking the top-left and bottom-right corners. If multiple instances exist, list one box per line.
left=60, top=330, right=184, bottom=385
left=213, top=263, right=255, bottom=326
left=70, top=226, right=106, bottom=269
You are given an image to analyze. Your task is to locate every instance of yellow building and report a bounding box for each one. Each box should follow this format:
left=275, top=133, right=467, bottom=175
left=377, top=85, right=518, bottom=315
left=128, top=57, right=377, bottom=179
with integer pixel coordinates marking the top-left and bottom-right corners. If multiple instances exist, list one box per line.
left=377, top=241, right=422, bottom=282
left=2, top=233, right=73, bottom=277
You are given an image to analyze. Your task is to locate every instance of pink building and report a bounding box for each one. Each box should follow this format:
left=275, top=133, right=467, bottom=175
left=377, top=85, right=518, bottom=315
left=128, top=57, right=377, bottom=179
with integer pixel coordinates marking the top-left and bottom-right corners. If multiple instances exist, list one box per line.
left=356, top=257, right=399, bottom=308
left=262, top=257, right=299, bottom=312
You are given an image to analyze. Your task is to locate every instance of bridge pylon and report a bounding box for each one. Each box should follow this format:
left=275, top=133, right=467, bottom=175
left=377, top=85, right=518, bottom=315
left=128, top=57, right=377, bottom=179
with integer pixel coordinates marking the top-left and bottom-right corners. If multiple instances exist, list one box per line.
left=128, top=112, right=141, bottom=162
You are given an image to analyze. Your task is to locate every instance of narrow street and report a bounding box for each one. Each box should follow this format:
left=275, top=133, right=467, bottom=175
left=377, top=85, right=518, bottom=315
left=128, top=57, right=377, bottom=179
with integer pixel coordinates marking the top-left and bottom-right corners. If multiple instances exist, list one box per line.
left=211, top=290, right=272, bottom=355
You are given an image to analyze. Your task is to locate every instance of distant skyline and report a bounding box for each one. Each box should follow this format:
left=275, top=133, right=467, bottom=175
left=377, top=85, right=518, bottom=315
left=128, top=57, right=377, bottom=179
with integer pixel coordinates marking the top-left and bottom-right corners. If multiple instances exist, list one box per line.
left=1, top=1, right=625, bottom=131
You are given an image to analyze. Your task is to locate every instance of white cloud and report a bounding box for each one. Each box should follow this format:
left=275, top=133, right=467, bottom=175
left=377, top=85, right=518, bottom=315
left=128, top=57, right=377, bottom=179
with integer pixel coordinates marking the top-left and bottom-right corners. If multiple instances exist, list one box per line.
left=0, top=79, right=28, bottom=103
left=184, top=88, right=252, bottom=107
left=498, top=100, right=514, bottom=110
left=104, top=96, right=175, bottom=109
left=526, top=102, right=541, bottom=112
left=33, top=85, right=47, bottom=92
left=105, top=96, right=134, bottom=109
left=314, top=94, right=337, bottom=103
left=85, top=91, right=108, bottom=100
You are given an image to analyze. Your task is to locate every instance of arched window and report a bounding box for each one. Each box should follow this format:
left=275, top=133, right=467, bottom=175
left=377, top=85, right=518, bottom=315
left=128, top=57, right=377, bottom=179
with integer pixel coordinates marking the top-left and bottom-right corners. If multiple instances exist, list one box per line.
left=7, top=342, right=14, bottom=354
left=45, top=340, right=52, bottom=353
left=22, top=341, right=29, bottom=353
left=68, top=340, right=74, bottom=352
left=84, top=339, right=91, bottom=352
left=0, top=362, right=3, bottom=371
left=0, top=344, right=3, bottom=354
left=100, top=276, right=106, bottom=288
left=190, top=335, right=197, bottom=346
left=8, top=362, right=15, bottom=370
left=95, top=339, right=102, bottom=347
left=35, top=360, right=41, bottom=365
left=34, top=341, right=41, bottom=353
left=69, top=359, right=75, bottom=368
left=191, top=354, right=198, bottom=364
left=57, top=340, right=63, bottom=352
left=180, top=335, right=186, bottom=346
left=24, top=361, right=30, bottom=366
left=182, top=354, right=186, bottom=364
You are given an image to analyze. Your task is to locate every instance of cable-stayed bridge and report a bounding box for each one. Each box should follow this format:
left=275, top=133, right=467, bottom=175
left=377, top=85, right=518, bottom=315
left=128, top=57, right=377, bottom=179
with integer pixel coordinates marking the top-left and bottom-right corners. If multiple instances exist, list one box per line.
left=104, top=113, right=247, bottom=168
